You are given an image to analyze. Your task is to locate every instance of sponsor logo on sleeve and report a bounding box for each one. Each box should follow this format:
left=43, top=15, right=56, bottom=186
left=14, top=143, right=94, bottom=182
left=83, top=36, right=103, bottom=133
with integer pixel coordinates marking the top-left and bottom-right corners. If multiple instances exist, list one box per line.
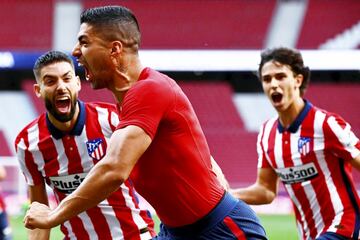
left=86, top=138, right=105, bottom=160
left=275, top=162, right=318, bottom=184
left=49, top=172, right=88, bottom=194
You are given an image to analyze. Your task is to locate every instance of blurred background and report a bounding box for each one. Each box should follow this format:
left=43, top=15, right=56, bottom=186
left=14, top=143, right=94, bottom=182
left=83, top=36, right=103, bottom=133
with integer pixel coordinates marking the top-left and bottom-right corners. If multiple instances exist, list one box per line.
left=0, top=0, right=359, bottom=238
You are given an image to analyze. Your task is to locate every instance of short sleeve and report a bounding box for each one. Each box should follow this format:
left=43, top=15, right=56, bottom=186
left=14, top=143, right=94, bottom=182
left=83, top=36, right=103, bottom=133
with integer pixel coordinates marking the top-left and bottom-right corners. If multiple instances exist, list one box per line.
left=15, top=136, right=43, bottom=186
left=324, top=114, right=360, bottom=161
left=257, top=124, right=272, bottom=169
left=116, top=79, right=173, bottom=139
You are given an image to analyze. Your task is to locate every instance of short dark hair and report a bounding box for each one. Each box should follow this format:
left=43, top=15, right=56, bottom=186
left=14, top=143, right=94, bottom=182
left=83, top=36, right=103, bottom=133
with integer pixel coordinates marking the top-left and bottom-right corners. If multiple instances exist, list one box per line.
left=258, top=47, right=310, bottom=96
left=80, top=5, right=141, bottom=51
left=33, top=51, right=74, bottom=81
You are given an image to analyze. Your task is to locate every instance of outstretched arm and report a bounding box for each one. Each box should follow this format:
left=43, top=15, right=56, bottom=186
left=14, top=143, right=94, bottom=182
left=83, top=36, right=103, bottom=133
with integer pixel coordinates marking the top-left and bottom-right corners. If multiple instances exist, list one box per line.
left=24, top=125, right=152, bottom=229
left=231, top=168, right=279, bottom=204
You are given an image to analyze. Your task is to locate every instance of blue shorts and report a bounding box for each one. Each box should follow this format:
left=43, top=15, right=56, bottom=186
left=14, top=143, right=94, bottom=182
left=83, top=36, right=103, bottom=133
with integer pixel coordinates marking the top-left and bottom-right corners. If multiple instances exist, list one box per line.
left=154, top=192, right=267, bottom=240
left=316, top=232, right=351, bottom=240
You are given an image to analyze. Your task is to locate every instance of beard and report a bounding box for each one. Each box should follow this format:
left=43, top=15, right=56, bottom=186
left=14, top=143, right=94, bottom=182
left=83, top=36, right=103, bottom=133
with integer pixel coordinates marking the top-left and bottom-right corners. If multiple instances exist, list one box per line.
left=45, top=97, right=77, bottom=123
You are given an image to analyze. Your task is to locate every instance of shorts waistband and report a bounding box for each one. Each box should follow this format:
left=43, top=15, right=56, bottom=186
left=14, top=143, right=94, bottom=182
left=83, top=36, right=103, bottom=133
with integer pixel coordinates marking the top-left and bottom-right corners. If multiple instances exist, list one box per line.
left=165, top=191, right=238, bottom=236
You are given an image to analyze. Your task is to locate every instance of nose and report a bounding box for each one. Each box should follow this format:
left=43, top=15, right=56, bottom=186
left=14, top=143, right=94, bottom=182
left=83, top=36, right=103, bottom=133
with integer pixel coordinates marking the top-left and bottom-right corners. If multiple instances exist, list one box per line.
left=72, top=42, right=81, bottom=58
left=269, top=78, right=279, bottom=89
left=56, top=79, right=67, bottom=92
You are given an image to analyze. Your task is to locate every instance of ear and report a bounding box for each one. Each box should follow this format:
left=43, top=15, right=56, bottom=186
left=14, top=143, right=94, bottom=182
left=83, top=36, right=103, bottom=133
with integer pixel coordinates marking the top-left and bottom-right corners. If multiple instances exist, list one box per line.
left=295, top=74, right=303, bottom=88
left=110, top=41, right=122, bottom=56
left=110, top=41, right=122, bottom=66
left=33, top=83, right=42, bottom=98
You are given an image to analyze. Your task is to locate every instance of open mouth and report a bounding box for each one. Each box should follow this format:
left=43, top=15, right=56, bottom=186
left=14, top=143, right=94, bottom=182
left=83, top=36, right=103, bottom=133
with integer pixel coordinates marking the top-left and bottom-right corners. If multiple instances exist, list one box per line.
left=271, top=92, right=283, bottom=103
left=55, top=97, right=71, bottom=114
left=78, top=62, right=91, bottom=81
left=84, top=66, right=91, bottom=81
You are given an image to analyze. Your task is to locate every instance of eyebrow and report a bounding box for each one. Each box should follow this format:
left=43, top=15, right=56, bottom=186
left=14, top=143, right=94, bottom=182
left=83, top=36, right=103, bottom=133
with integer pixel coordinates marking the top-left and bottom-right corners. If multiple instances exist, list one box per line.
left=43, top=70, right=72, bottom=80
left=78, top=35, right=88, bottom=42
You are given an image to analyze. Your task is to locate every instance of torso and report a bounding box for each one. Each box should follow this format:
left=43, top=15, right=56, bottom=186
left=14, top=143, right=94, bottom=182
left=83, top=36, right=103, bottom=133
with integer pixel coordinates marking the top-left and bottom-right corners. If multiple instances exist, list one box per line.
left=117, top=68, right=224, bottom=227
left=258, top=102, right=360, bottom=239
left=16, top=101, right=154, bottom=239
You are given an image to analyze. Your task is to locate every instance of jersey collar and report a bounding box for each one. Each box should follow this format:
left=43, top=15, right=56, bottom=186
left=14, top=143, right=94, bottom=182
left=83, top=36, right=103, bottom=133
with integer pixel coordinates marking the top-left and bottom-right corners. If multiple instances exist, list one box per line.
left=46, top=100, right=86, bottom=139
left=277, top=100, right=312, bottom=133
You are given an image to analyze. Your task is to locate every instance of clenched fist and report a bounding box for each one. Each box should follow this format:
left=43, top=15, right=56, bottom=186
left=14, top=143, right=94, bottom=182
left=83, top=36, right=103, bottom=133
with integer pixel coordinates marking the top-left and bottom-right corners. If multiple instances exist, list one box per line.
left=23, top=201, right=56, bottom=229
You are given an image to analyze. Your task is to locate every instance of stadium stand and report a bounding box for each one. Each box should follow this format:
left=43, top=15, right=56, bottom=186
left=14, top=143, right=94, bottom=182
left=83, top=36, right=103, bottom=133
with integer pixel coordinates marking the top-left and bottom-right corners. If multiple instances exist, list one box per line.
left=21, top=80, right=45, bottom=115
left=179, top=81, right=244, bottom=129
left=1, top=1, right=359, bottom=51
left=179, top=81, right=256, bottom=185
left=0, top=1, right=53, bottom=51
left=83, top=0, right=276, bottom=49
left=0, top=131, right=11, bottom=156
left=297, top=0, right=360, bottom=49
left=306, top=83, right=360, bottom=136
left=0, top=130, right=17, bottom=195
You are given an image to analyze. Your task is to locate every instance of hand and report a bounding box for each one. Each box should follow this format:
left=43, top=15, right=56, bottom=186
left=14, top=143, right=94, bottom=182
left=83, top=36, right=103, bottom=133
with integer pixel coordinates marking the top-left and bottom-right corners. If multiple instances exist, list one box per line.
left=23, top=202, right=56, bottom=229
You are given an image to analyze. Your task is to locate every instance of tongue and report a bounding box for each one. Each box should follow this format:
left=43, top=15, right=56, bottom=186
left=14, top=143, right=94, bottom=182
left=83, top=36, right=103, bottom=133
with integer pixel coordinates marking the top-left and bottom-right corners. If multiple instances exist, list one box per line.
left=56, top=100, right=70, bottom=114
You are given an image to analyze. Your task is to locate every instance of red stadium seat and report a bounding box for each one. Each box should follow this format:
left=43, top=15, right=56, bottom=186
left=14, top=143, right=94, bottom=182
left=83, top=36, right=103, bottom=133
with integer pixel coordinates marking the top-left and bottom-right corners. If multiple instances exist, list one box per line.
left=83, top=0, right=276, bottom=49
left=297, top=0, right=360, bottom=49
left=179, top=81, right=256, bottom=185
left=0, top=131, right=12, bottom=156
left=0, top=1, right=53, bottom=50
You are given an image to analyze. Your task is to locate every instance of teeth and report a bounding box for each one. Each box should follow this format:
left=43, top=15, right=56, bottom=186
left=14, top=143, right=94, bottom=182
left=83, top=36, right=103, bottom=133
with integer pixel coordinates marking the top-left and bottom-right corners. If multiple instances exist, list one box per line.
left=78, top=62, right=83, bottom=67
left=57, top=97, right=69, bottom=101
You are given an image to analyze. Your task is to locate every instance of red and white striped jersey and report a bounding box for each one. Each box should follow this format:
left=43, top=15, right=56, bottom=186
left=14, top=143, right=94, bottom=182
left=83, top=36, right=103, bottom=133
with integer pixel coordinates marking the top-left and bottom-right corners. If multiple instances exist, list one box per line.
left=15, top=101, right=154, bottom=240
left=258, top=101, right=360, bottom=240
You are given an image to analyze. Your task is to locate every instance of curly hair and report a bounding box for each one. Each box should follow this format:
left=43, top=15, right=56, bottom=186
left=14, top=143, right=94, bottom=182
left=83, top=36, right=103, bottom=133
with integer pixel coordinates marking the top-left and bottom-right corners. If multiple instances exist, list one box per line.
left=258, top=47, right=310, bottom=96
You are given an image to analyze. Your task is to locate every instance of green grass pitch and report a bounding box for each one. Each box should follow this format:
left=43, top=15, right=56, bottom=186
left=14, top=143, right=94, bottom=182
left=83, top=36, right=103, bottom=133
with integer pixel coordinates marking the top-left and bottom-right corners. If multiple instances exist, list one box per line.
left=10, top=214, right=298, bottom=239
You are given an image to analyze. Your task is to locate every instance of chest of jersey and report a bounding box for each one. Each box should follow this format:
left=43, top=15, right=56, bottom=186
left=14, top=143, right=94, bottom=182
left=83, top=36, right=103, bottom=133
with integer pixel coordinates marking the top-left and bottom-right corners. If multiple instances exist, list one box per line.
left=265, top=127, right=325, bottom=185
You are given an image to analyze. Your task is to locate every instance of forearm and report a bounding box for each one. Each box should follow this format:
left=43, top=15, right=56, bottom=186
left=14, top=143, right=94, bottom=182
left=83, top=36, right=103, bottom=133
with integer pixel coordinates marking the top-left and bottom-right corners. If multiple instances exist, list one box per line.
left=351, top=154, right=360, bottom=171
left=28, top=229, right=51, bottom=240
left=231, top=184, right=276, bottom=205
left=50, top=160, right=125, bottom=226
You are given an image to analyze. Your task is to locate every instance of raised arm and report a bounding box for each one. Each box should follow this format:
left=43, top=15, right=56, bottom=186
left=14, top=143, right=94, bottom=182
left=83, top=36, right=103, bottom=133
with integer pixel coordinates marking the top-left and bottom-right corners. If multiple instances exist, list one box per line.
left=24, top=125, right=152, bottom=229
left=231, top=167, right=279, bottom=205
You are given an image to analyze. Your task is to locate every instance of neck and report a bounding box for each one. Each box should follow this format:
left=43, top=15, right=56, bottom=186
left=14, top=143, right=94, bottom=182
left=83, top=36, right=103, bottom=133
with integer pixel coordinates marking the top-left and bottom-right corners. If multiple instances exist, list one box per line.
left=111, top=55, right=143, bottom=104
left=278, top=98, right=305, bottom=129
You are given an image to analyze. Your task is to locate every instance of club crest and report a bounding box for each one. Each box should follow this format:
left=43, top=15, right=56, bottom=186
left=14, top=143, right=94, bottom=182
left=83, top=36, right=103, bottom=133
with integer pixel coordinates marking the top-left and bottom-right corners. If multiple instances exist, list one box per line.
left=298, top=137, right=311, bottom=156
left=86, top=138, right=105, bottom=160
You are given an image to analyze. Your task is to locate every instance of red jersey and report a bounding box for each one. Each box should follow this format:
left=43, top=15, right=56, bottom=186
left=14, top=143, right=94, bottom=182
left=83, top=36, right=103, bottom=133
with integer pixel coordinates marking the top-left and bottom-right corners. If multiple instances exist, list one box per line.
left=15, top=101, right=154, bottom=240
left=258, top=101, right=360, bottom=239
left=116, top=68, right=224, bottom=227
